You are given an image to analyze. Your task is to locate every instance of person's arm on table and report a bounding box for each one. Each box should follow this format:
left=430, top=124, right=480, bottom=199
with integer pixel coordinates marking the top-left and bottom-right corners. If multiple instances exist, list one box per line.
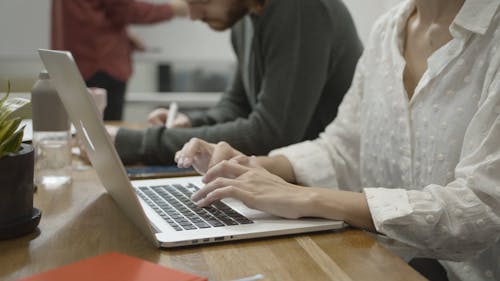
left=188, top=153, right=375, bottom=231
left=114, top=0, right=358, bottom=165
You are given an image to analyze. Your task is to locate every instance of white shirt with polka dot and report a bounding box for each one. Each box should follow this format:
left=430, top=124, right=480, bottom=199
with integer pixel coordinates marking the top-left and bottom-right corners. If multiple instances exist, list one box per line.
left=271, top=0, right=500, bottom=280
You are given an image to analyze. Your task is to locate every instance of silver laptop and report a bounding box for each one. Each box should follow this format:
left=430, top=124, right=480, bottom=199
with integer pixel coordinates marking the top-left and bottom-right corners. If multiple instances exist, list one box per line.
left=38, top=49, right=345, bottom=248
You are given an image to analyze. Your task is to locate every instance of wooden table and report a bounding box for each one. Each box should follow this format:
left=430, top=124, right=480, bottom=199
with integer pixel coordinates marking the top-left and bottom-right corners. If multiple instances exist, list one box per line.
left=0, top=161, right=426, bottom=281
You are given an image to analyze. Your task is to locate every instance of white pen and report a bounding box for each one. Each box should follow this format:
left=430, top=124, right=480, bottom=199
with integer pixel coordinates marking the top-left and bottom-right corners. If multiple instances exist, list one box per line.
left=228, top=274, right=264, bottom=281
left=165, top=101, right=178, bottom=128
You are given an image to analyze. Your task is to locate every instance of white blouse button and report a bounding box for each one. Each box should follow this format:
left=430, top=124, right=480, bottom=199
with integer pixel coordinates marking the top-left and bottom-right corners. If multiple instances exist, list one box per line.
left=476, top=219, right=485, bottom=227
left=441, top=122, right=447, bottom=129
left=467, top=175, right=475, bottom=187
left=464, top=75, right=471, bottom=83
left=437, top=154, right=445, bottom=161
left=439, top=225, right=447, bottom=233
left=433, top=104, right=439, bottom=112
left=446, top=90, right=455, bottom=96
left=466, top=194, right=476, bottom=202
left=425, top=214, right=435, bottom=224
left=457, top=107, right=464, bottom=114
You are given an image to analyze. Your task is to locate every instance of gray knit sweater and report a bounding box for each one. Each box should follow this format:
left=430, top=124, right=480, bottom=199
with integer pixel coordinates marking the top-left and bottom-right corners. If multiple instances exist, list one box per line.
left=115, top=0, right=363, bottom=165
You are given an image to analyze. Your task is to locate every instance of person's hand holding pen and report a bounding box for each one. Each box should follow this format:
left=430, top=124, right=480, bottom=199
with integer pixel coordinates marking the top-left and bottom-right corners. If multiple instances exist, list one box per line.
left=147, top=102, right=192, bottom=128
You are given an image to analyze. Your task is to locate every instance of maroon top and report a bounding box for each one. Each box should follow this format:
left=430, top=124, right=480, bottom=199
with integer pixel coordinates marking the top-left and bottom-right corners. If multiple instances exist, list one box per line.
left=51, top=0, right=175, bottom=82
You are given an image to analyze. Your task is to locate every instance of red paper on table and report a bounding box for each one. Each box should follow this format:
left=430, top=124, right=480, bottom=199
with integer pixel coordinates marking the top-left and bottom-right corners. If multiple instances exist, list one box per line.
left=16, top=252, right=207, bottom=281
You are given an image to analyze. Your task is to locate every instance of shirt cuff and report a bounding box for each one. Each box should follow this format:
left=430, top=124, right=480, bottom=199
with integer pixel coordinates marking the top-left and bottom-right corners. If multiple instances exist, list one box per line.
left=269, top=141, right=338, bottom=188
left=115, top=128, right=146, bottom=165
left=364, top=187, right=413, bottom=233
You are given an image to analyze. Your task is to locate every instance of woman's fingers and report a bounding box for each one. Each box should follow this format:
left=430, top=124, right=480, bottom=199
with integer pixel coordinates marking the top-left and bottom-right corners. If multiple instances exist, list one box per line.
left=196, top=185, right=251, bottom=207
left=175, top=138, right=212, bottom=169
left=208, top=141, right=243, bottom=168
left=192, top=177, right=239, bottom=203
left=202, top=159, right=250, bottom=183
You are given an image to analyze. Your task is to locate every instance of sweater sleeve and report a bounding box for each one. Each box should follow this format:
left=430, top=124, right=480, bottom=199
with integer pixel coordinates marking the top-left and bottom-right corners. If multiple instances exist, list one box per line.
left=102, top=0, right=175, bottom=26
left=115, top=0, right=353, bottom=165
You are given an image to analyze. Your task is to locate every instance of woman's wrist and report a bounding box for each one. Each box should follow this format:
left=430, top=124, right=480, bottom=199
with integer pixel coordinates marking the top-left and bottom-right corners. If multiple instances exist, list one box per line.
left=300, top=188, right=376, bottom=231
left=257, top=155, right=296, bottom=183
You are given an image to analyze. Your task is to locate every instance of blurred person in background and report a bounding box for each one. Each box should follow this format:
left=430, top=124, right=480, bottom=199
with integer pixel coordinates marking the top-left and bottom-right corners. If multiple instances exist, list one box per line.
left=109, top=0, right=363, bottom=165
left=51, top=0, right=188, bottom=120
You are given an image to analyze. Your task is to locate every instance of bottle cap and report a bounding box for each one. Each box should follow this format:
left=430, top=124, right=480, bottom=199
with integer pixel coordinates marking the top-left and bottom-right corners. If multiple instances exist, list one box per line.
left=38, top=70, right=50, bottom=80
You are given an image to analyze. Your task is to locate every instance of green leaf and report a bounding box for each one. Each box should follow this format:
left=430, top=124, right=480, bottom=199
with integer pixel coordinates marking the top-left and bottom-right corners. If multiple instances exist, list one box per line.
left=0, top=125, right=24, bottom=158
left=0, top=117, right=21, bottom=144
left=0, top=80, right=28, bottom=158
left=3, top=98, right=31, bottom=119
left=0, top=80, right=10, bottom=108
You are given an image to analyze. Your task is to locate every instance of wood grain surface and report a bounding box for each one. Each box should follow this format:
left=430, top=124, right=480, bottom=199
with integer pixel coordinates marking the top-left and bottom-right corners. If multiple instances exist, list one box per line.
left=0, top=160, right=426, bottom=281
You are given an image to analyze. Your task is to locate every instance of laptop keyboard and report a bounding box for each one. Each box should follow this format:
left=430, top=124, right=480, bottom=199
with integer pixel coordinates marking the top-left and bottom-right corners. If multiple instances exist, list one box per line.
left=135, top=183, right=253, bottom=231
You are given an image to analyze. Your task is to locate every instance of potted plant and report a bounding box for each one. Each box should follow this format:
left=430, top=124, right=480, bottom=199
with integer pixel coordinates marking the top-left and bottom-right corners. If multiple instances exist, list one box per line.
left=0, top=81, right=41, bottom=240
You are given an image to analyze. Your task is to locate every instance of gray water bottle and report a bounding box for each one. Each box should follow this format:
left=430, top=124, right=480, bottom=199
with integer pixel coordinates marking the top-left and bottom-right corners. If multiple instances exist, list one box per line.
left=31, top=70, right=72, bottom=188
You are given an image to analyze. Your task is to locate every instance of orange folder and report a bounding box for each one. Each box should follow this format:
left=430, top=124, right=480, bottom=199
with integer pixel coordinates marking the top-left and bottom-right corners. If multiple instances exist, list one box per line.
left=16, top=252, right=207, bottom=281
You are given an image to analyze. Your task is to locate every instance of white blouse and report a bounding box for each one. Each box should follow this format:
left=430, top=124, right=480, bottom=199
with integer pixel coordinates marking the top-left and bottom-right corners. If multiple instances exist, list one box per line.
left=270, top=0, right=500, bottom=280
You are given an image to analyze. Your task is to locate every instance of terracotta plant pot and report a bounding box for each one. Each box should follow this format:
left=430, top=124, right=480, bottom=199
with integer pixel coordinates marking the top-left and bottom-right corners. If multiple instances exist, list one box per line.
left=0, top=143, right=41, bottom=239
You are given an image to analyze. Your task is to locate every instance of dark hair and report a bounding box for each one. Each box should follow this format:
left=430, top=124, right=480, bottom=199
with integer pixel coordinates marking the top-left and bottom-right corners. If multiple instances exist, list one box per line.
left=256, top=0, right=267, bottom=6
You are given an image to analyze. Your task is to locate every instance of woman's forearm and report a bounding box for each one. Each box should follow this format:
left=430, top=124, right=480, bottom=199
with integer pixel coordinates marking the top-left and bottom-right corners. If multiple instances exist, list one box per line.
left=305, top=188, right=376, bottom=231
left=256, top=155, right=374, bottom=231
